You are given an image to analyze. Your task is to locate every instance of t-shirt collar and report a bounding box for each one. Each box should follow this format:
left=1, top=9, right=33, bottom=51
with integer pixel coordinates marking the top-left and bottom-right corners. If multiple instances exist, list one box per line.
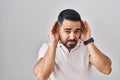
left=58, top=39, right=82, bottom=52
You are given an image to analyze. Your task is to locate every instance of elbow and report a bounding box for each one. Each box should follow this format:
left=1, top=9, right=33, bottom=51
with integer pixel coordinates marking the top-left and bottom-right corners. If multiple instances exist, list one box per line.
left=101, top=58, right=112, bottom=75
left=33, top=63, right=41, bottom=77
left=33, top=66, right=45, bottom=80
left=104, top=61, right=112, bottom=75
left=33, top=65, right=38, bottom=77
left=33, top=65, right=48, bottom=80
left=102, top=66, right=112, bottom=75
left=105, top=67, right=112, bottom=75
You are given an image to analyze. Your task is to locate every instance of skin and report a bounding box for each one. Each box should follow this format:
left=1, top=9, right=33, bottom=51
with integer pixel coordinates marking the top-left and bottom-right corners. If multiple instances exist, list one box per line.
left=34, top=19, right=112, bottom=80
left=58, top=20, right=81, bottom=51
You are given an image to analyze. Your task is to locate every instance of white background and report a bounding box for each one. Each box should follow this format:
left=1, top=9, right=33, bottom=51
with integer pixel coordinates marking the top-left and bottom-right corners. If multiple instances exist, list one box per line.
left=0, top=0, right=120, bottom=80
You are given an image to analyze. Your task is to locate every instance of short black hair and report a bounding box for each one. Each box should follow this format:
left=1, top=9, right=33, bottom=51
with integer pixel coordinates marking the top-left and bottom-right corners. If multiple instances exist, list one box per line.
left=58, top=9, right=82, bottom=26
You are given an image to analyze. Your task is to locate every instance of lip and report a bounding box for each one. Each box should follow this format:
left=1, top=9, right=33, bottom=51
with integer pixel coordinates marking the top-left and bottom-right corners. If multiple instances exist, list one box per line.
left=67, top=41, right=76, bottom=44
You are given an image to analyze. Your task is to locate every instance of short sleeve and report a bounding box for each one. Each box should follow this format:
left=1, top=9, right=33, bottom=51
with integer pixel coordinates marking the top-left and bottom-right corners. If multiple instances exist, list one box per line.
left=82, top=42, right=91, bottom=65
left=37, top=43, right=48, bottom=60
left=86, top=48, right=90, bottom=63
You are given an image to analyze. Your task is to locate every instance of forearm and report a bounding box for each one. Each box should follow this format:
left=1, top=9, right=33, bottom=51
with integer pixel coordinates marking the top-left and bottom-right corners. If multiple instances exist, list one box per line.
left=34, top=43, right=57, bottom=79
left=86, top=42, right=112, bottom=74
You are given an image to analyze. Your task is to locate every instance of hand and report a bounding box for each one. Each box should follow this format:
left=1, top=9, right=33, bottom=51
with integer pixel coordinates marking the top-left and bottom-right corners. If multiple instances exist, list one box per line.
left=48, top=21, right=59, bottom=45
left=80, top=21, right=91, bottom=41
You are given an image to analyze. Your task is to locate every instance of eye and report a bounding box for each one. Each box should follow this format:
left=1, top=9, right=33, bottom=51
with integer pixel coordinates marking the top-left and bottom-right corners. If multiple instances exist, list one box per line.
left=74, top=30, right=80, bottom=34
left=65, top=30, right=70, bottom=34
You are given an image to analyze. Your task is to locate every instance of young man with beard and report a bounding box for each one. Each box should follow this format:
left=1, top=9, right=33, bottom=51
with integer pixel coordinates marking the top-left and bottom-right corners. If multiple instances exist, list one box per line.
left=34, top=9, right=112, bottom=80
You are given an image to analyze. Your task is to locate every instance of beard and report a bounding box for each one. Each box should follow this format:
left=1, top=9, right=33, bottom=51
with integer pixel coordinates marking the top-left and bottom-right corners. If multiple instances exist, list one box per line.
left=62, top=39, right=78, bottom=49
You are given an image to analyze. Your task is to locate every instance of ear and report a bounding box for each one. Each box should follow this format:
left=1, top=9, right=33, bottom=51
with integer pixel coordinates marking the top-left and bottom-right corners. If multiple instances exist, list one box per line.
left=80, top=21, right=86, bottom=33
left=58, top=34, right=62, bottom=43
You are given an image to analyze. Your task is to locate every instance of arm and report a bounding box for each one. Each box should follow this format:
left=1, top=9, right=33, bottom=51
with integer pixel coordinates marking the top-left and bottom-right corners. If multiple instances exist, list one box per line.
left=34, top=21, right=59, bottom=80
left=34, top=44, right=57, bottom=80
left=81, top=21, right=112, bottom=74
left=86, top=42, right=112, bottom=74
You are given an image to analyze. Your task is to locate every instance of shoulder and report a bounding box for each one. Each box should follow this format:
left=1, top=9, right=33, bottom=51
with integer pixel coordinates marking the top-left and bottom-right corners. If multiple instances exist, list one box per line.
left=41, top=43, right=49, bottom=48
left=37, top=43, right=49, bottom=60
left=80, top=41, right=89, bottom=55
left=38, top=43, right=49, bottom=53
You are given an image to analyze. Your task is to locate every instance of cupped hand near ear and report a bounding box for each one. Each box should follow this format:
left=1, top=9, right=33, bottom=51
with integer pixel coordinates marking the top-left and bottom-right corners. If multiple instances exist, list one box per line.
left=80, top=21, right=91, bottom=41
left=48, top=21, right=59, bottom=45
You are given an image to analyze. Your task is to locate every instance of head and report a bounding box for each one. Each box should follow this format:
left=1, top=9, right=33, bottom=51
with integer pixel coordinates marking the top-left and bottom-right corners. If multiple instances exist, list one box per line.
left=58, top=9, right=84, bottom=50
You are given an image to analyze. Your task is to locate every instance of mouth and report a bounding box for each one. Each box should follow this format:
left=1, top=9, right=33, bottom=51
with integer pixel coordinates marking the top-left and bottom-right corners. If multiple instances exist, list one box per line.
left=67, top=41, right=76, bottom=44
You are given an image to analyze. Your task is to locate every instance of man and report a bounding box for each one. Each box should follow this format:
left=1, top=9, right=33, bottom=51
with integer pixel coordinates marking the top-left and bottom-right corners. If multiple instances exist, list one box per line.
left=34, top=9, right=112, bottom=80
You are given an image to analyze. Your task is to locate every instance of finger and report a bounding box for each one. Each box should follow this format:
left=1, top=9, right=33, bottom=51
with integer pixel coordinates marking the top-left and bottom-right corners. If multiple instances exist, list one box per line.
left=84, top=21, right=91, bottom=32
left=83, top=21, right=88, bottom=28
left=84, top=21, right=91, bottom=30
left=81, top=21, right=87, bottom=33
left=49, top=21, right=58, bottom=33
left=81, top=21, right=86, bottom=33
left=53, top=21, right=59, bottom=33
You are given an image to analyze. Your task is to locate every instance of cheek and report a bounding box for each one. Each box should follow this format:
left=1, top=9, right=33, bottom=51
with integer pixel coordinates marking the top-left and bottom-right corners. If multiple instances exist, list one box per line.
left=59, top=32, right=69, bottom=41
left=78, top=32, right=81, bottom=37
left=76, top=33, right=81, bottom=40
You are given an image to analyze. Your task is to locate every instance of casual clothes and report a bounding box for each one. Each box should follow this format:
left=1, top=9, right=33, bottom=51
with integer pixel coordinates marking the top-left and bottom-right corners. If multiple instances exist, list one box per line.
left=38, top=40, right=93, bottom=80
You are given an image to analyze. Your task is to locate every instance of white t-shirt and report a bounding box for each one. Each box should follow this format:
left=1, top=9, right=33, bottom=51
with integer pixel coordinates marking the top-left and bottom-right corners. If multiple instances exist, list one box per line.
left=38, top=40, right=93, bottom=80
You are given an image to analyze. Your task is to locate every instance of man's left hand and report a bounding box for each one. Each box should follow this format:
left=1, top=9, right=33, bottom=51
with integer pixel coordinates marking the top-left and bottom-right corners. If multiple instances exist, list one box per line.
left=80, top=21, right=91, bottom=41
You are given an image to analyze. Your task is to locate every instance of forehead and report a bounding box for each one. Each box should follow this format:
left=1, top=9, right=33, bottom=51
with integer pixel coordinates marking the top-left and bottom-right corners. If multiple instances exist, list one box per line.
left=60, top=19, right=81, bottom=29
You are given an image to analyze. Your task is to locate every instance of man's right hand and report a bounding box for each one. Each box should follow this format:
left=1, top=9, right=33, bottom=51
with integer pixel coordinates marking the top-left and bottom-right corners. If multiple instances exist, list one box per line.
left=34, top=21, right=59, bottom=79
left=48, top=21, right=59, bottom=46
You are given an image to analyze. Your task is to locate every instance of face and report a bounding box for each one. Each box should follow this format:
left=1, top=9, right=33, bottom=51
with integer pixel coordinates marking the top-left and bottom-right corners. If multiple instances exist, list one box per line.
left=59, top=19, right=81, bottom=50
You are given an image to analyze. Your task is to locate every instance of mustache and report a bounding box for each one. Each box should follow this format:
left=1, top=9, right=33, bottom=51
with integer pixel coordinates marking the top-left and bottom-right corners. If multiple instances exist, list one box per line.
left=67, top=39, right=77, bottom=42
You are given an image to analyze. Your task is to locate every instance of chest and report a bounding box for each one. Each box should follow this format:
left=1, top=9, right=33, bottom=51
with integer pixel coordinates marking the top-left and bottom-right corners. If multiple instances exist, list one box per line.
left=55, top=47, right=89, bottom=72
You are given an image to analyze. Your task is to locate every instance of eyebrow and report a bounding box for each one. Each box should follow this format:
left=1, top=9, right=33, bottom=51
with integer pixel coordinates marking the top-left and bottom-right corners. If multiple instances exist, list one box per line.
left=75, top=28, right=81, bottom=30
left=64, top=28, right=81, bottom=31
left=64, top=28, right=72, bottom=30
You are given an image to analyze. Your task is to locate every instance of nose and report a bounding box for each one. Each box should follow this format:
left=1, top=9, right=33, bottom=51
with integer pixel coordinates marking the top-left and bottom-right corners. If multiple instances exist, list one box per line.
left=69, top=32, right=75, bottom=40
